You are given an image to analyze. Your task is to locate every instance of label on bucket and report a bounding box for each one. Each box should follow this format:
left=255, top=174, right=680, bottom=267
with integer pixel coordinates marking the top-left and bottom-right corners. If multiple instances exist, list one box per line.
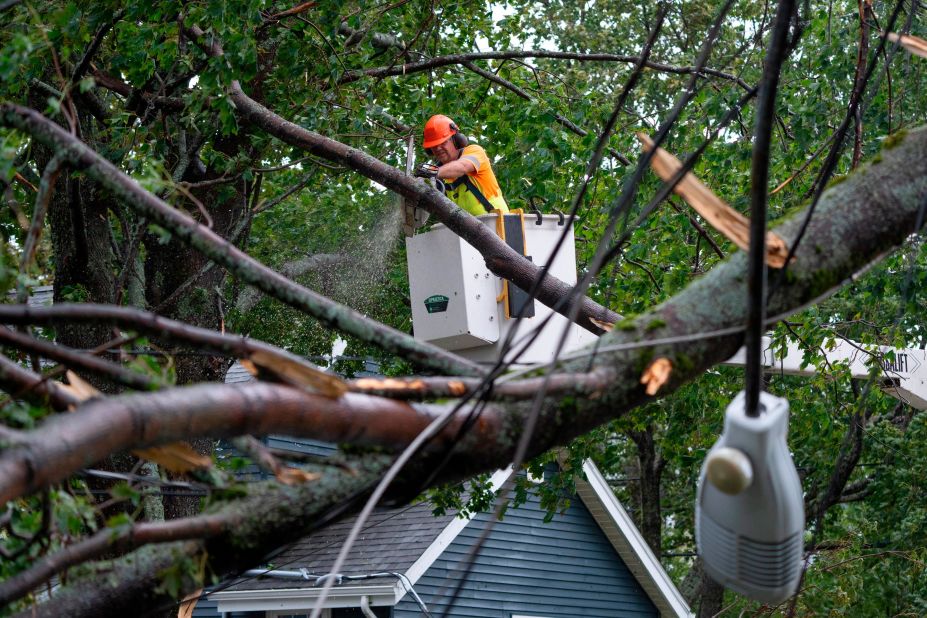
left=424, top=294, right=449, bottom=313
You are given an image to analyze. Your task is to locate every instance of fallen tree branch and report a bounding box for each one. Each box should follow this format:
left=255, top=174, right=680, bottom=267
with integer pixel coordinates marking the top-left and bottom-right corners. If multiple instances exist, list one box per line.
left=347, top=367, right=615, bottom=400
left=15, top=454, right=391, bottom=618
left=0, top=103, right=483, bottom=378
left=0, top=352, right=80, bottom=411
left=0, top=302, right=340, bottom=368
left=0, top=513, right=231, bottom=606
left=0, top=326, right=160, bottom=391
left=11, top=124, right=927, bottom=618
left=184, top=24, right=621, bottom=334
left=0, top=381, right=494, bottom=505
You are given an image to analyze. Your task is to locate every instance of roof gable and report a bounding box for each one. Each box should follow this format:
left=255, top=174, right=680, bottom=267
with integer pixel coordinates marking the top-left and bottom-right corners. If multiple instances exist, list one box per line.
left=211, top=464, right=691, bottom=617
left=397, top=472, right=660, bottom=617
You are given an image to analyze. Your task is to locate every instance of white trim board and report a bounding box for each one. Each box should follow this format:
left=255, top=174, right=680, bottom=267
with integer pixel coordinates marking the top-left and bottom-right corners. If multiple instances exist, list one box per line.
left=213, top=584, right=398, bottom=613
left=577, top=460, right=693, bottom=618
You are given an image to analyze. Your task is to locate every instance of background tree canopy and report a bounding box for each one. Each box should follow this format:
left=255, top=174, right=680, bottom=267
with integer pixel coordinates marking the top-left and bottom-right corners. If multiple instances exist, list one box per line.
left=0, top=1, right=926, bottom=616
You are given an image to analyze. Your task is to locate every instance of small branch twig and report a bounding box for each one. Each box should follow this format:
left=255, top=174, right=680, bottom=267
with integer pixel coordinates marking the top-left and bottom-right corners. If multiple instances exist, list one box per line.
left=462, top=61, right=631, bottom=165
left=70, top=11, right=125, bottom=86
left=0, top=353, right=80, bottom=411
left=18, top=153, right=66, bottom=297
left=253, top=170, right=316, bottom=213
left=340, top=49, right=753, bottom=92
left=0, top=325, right=161, bottom=391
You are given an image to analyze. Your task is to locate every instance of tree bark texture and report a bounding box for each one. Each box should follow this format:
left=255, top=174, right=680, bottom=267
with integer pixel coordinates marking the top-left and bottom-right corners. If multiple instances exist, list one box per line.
left=629, top=426, right=666, bottom=557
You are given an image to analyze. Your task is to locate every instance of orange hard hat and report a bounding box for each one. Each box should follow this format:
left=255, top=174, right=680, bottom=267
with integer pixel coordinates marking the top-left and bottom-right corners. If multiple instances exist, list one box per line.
left=423, top=114, right=459, bottom=149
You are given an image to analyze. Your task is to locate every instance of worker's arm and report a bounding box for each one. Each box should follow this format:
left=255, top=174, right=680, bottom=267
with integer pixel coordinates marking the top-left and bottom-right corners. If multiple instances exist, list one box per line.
left=436, top=157, right=477, bottom=179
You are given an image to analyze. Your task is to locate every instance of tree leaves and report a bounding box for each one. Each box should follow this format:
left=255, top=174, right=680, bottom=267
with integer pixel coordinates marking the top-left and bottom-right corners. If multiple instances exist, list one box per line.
left=0, top=1, right=926, bottom=614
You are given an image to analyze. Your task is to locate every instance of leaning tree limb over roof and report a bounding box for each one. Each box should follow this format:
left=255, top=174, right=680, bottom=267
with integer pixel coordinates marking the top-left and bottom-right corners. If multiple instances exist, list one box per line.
left=10, top=124, right=927, bottom=618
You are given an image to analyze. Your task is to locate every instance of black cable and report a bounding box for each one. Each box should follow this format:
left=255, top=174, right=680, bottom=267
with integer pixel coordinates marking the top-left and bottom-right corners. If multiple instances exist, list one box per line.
left=745, top=0, right=798, bottom=417
left=436, top=2, right=743, bottom=613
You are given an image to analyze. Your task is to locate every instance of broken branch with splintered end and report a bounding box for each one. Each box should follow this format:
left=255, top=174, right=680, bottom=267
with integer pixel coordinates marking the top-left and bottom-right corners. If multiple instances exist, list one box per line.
left=886, top=32, right=927, bottom=59
left=242, top=349, right=347, bottom=398
left=636, top=132, right=792, bottom=268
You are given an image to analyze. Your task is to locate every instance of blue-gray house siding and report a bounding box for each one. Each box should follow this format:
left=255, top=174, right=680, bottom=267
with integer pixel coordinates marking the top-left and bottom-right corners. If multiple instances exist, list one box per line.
left=394, top=492, right=658, bottom=618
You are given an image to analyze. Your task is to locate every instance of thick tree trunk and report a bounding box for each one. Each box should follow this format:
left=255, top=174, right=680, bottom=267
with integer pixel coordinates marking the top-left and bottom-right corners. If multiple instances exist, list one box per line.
left=32, top=99, right=130, bottom=519
left=142, top=133, right=251, bottom=521
left=696, top=575, right=726, bottom=617
left=629, top=426, right=665, bottom=557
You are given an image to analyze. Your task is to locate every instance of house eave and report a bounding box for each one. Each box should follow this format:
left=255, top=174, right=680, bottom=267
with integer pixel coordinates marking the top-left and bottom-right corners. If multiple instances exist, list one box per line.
left=578, top=460, right=694, bottom=618
left=211, top=583, right=400, bottom=612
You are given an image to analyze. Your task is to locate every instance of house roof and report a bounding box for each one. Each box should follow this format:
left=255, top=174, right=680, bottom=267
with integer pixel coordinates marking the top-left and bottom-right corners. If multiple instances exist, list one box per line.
left=218, top=359, right=689, bottom=615
left=212, top=465, right=692, bottom=616
left=22, top=285, right=54, bottom=306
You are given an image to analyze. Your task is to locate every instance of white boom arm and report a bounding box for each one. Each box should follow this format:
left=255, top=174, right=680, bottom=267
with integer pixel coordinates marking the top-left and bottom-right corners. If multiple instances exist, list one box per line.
left=724, top=337, right=927, bottom=411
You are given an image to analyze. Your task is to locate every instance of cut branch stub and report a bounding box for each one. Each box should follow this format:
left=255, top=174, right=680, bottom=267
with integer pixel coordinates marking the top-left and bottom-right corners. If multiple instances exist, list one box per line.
left=640, top=357, right=673, bottom=396
left=637, top=132, right=792, bottom=268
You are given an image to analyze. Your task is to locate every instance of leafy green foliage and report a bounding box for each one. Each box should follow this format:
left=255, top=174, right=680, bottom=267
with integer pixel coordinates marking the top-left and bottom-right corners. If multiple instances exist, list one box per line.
left=0, top=0, right=926, bottom=613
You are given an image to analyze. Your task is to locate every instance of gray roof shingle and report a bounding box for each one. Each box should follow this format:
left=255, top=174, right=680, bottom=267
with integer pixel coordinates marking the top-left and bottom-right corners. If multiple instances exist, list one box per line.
left=225, top=500, right=458, bottom=591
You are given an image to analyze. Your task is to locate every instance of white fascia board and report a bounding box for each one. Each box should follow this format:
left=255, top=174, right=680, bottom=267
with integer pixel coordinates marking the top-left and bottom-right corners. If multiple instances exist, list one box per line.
left=579, top=460, right=693, bottom=618
left=211, top=583, right=399, bottom=613
left=399, top=467, right=514, bottom=599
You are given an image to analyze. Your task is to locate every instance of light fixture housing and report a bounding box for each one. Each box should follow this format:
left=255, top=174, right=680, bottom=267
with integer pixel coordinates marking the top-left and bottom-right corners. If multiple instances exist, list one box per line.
left=696, top=390, right=804, bottom=605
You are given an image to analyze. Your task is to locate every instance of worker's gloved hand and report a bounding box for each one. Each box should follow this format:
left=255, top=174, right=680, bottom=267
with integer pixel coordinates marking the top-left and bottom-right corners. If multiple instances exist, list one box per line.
left=413, top=163, right=439, bottom=179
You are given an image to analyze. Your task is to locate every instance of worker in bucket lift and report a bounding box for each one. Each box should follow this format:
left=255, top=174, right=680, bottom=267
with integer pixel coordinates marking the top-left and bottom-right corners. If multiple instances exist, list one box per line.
left=413, top=114, right=509, bottom=216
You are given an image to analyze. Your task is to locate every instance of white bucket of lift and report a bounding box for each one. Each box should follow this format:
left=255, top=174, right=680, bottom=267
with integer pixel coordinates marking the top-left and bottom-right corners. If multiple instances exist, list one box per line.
left=405, top=213, right=596, bottom=366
